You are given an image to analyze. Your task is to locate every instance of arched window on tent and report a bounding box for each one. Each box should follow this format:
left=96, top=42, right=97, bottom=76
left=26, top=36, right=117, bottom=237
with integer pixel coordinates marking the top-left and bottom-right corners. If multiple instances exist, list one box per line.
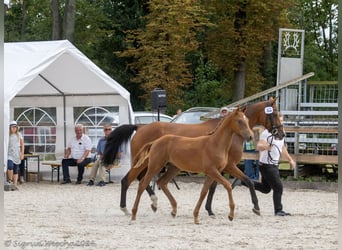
left=15, top=107, right=57, bottom=161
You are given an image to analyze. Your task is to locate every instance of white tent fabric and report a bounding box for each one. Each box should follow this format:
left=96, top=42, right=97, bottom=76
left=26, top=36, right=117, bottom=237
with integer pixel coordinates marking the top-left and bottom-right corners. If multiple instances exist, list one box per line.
left=4, top=40, right=133, bottom=178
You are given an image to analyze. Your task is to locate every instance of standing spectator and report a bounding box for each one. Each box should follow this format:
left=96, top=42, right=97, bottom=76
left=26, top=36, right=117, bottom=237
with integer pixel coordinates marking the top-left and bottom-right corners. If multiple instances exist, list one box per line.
left=7, top=121, right=25, bottom=190
left=219, top=107, right=229, bottom=117
left=87, top=124, right=112, bottom=187
left=61, top=124, right=92, bottom=184
left=19, top=160, right=25, bottom=184
left=173, top=108, right=182, bottom=118
left=243, top=140, right=259, bottom=180
left=254, top=113, right=296, bottom=216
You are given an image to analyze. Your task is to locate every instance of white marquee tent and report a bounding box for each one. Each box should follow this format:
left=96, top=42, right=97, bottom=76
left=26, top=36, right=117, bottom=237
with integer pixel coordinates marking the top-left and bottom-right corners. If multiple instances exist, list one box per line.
left=4, top=40, right=133, bottom=178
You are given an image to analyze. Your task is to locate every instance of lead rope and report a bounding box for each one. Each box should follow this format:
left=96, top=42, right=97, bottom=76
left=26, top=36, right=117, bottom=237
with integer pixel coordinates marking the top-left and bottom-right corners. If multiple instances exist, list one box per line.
left=266, top=134, right=282, bottom=165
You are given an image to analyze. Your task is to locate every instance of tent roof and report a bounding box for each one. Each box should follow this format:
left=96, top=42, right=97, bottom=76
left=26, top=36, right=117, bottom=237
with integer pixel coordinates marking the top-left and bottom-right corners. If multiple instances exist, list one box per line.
left=5, top=40, right=131, bottom=101
left=3, top=40, right=134, bottom=167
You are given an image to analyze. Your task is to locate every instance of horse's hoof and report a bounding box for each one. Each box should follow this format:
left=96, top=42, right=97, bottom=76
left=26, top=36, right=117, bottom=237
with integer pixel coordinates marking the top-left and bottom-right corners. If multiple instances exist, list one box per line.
left=151, top=204, right=157, bottom=212
left=171, top=211, right=176, bottom=217
left=209, top=214, right=216, bottom=219
left=252, top=208, right=261, bottom=216
left=228, top=215, right=234, bottom=221
left=120, top=207, right=131, bottom=216
left=194, top=218, right=200, bottom=224
left=150, top=195, right=158, bottom=212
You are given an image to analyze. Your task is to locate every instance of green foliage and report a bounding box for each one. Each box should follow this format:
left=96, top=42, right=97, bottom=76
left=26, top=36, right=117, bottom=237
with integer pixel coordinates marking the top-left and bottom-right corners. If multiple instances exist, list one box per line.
left=184, top=54, right=228, bottom=108
left=4, top=0, right=337, bottom=109
left=119, top=0, right=212, bottom=109
left=204, top=0, right=293, bottom=100
left=289, top=0, right=338, bottom=81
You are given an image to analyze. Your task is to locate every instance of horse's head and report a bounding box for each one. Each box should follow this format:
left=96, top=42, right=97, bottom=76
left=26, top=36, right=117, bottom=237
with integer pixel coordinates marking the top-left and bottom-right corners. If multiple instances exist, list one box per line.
left=245, top=97, right=285, bottom=140
left=229, top=108, right=254, bottom=142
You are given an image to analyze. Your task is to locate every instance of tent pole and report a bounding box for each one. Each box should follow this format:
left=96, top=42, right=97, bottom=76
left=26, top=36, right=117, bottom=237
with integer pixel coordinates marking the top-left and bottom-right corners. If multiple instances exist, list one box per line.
left=63, top=95, right=66, bottom=153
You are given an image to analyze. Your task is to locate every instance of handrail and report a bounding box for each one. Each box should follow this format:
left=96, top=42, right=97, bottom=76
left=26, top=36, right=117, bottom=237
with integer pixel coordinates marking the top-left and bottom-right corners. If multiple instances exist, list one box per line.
left=202, top=72, right=315, bottom=119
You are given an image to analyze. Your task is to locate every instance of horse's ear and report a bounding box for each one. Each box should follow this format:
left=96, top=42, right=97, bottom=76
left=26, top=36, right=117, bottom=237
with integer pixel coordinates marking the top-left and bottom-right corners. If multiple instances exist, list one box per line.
left=241, top=106, right=247, bottom=113
left=270, top=96, right=278, bottom=104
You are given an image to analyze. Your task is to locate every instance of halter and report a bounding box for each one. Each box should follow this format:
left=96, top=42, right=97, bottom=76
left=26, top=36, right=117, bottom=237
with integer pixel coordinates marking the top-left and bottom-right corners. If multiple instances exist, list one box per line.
left=264, top=102, right=283, bottom=139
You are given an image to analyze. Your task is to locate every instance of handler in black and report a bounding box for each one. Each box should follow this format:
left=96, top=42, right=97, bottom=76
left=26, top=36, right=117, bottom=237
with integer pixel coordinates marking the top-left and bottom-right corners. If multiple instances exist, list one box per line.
left=254, top=113, right=296, bottom=216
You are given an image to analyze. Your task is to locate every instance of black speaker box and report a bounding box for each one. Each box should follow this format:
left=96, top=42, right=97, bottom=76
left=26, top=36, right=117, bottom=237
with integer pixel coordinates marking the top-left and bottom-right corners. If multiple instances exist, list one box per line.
left=151, top=89, right=167, bottom=110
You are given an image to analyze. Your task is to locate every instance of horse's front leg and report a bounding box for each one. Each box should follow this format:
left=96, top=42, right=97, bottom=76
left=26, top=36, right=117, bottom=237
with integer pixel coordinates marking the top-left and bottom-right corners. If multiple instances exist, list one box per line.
left=205, top=181, right=218, bottom=218
left=193, top=176, right=215, bottom=224
left=156, top=164, right=180, bottom=217
left=224, top=164, right=260, bottom=215
left=208, top=171, right=235, bottom=221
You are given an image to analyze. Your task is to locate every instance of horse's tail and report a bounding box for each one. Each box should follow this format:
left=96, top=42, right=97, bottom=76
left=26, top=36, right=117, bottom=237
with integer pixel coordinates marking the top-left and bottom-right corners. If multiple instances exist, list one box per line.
left=102, top=124, right=138, bottom=166
left=132, top=142, right=153, bottom=169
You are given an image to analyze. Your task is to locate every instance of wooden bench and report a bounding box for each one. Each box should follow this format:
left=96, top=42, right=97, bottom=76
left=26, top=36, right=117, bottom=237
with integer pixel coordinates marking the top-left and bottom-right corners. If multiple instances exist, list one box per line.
left=42, top=161, right=94, bottom=182
left=41, top=161, right=62, bottom=182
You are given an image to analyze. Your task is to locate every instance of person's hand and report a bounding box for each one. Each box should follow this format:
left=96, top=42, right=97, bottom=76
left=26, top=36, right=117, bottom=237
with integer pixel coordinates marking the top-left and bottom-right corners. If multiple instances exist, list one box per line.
left=289, top=159, right=296, bottom=170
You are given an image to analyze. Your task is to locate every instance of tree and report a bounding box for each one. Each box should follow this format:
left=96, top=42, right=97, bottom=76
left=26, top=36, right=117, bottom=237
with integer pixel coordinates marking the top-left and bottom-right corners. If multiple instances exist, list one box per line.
left=184, top=53, right=228, bottom=109
left=204, top=0, right=293, bottom=101
left=289, top=0, right=338, bottom=80
left=120, top=0, right=212, bottom=108
left=50, top=0, right=76, bottom=41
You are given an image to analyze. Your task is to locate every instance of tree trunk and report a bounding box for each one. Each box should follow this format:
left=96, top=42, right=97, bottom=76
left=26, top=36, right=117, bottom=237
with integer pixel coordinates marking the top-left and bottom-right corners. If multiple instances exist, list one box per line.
left=62, top=0, right=76, bottom=42
left=20, top=0, right=27, bottom=41
left=50, top=0, right=61, bottom=40
left=232, top=61, right=246, bottom=101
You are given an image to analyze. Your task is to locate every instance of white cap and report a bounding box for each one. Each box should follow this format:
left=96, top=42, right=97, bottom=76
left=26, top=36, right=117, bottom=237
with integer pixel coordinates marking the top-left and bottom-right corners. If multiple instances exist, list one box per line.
left=9, top=121, right=17, bottom=126
left=220, top=107, right=229, bottom=113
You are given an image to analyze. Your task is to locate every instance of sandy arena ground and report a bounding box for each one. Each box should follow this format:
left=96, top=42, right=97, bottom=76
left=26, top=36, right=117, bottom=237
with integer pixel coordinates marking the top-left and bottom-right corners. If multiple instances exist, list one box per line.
left=4, top=178, right=338, bottom=250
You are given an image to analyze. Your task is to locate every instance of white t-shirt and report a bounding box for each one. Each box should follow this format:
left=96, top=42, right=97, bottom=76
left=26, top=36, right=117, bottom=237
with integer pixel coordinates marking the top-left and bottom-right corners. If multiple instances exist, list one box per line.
left=258, top=129, right=284, bottom=165
left=8, top=133, right=23, bottom=164
left=67, top=134, right=92, bottom=159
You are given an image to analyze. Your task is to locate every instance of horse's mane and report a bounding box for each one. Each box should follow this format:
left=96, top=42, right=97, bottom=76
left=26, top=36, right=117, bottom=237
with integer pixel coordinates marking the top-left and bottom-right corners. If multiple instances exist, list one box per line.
left=207, top=108, right=242, bottom=135
left=207, top=117, right=225, bottom=135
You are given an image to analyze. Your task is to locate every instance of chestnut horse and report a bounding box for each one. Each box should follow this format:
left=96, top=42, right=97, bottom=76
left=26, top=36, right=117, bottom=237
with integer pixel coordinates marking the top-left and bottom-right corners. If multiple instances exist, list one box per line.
left=130, top=108, right=254, bottom=223
left=102, top=97, right=284, bottom=216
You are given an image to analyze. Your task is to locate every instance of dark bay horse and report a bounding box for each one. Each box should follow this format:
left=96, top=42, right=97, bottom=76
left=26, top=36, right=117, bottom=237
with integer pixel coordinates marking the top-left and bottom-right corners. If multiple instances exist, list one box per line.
left=130, top=108, right=254, bottom=223
left=102, top=97, right=284, bottom=216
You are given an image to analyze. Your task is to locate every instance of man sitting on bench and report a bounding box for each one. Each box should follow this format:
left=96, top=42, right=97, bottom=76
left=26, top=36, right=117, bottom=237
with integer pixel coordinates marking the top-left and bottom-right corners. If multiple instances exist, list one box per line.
left=61, top=124, right=92, bottom=184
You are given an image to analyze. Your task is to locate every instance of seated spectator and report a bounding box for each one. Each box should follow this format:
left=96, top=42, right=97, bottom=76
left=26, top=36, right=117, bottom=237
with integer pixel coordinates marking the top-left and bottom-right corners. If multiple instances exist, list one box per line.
left=61, top=124, right=92, bottom=184
left=87, top=124, right=112, bottom=187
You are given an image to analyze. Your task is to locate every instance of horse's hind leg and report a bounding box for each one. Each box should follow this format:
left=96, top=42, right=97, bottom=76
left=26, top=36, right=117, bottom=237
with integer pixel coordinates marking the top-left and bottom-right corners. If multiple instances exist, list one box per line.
left=131, top=164, right=163, bottom=220
left=120, top=174, right=131, bottom=215
left=225, top=164, right=260, bottom=215
left=137, top=170, right=158, bottom=212
left=205, top=181, right=218, bottom=217
left=157, top=164, right=180, bottom=217
left=193, top=176, right=215, bottom=224
left=120, top=164, right=149, bottom=215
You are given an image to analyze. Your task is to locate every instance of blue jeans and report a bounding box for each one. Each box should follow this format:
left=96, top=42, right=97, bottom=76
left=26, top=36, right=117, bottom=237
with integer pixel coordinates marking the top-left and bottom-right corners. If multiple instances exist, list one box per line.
left=7, top=160, right=19, bottom=174
left=62, top=158, right=92, bottom=182
left=253, top=163, right=283, bottom=214
left=244, top=159, right=259, bottom=180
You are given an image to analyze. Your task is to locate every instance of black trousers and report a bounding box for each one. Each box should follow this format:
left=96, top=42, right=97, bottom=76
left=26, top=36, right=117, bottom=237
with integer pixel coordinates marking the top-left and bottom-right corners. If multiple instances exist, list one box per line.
left=62, top=158, right=92, bottom=182
left=253, top=163, right=283, bottom=213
